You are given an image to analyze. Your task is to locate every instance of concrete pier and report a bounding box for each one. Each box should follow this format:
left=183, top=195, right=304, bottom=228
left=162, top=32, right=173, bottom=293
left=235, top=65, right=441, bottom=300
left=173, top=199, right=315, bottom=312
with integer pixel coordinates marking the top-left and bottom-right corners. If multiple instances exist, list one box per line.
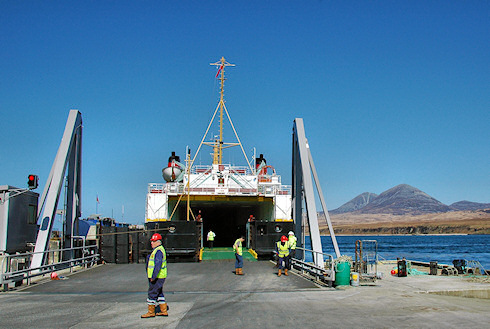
left=0, top=261, right=489, bottom=328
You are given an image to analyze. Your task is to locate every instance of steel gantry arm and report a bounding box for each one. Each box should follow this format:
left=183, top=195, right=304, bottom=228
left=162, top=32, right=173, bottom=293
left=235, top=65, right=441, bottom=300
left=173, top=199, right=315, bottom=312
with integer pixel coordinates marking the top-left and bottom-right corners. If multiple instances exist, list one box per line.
left=292, top=118, right=340, bottom=267
left=30, top=110, right=82, bottom=270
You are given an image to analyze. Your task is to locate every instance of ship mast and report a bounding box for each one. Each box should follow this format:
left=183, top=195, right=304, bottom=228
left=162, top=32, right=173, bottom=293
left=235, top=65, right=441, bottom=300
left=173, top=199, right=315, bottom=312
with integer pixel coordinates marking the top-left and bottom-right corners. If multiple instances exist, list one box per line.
left=192, top=57, right=253, bottom=171
left=211, top=56, right=234, bottom=165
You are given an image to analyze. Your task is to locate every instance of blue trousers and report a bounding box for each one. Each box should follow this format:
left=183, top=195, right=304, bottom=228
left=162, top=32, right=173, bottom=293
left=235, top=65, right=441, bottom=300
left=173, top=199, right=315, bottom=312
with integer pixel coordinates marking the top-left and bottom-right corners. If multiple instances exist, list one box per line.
left=278, top=256, right=289, bottom=270
left=147, top=278, right=166, bottom=305
left=235, top=253, right=243, bottom=268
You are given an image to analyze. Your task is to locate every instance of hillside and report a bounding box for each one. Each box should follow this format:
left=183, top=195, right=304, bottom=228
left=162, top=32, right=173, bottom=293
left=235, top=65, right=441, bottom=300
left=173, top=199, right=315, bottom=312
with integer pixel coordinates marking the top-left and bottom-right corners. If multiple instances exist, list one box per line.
left=330, top=192, right=378, bottom=214
left=331, top=184, right=490, bottom=216
left=450, top=201, right=490, bottom=211
left=322, top=184, right=490, bottom=235
left=359, top=184, right=452, bottom=215
left=321, top=209, right=490, bottom=235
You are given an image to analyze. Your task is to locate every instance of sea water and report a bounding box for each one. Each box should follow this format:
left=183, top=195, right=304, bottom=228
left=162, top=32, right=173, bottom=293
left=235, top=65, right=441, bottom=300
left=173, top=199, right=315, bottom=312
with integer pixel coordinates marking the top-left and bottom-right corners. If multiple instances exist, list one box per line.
left=304, top=234, right=490, bottom=269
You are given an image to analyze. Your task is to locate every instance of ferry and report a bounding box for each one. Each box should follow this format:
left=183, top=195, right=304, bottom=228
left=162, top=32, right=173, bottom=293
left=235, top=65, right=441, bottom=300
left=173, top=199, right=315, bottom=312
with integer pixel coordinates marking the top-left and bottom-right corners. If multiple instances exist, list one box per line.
left=145, top=57, right=293, bottom=260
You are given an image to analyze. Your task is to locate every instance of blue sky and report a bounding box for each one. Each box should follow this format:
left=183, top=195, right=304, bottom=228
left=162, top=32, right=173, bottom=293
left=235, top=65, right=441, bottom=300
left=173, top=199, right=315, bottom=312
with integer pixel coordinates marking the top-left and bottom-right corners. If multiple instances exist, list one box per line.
left=1, top=1, right=489, bottom=225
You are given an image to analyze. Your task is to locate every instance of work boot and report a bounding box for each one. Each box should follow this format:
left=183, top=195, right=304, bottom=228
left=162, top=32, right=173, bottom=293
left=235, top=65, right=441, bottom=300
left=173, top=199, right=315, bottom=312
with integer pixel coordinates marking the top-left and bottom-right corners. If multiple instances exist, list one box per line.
left=285, top=269, right=289, bottom=276
left=237, top=268, right=244, bottom=275
left=141, top=305, right=156, bottom=318
left=278, top=269, right=282, bottom=277
left=156, top=303, right=168, bottom=316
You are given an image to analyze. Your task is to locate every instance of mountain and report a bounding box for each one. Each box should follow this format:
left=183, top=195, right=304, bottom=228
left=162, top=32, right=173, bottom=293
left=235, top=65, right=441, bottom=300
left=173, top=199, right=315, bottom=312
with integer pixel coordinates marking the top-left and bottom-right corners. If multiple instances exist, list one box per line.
left=325, top=184, right=490, bottom=234
left=330, top=192, right=378, bottom=214
left=450, top=201, right=490, bottom=211
left=357, top=184, right=452, bottom=215
left=328, top=184, right=488, bottom=217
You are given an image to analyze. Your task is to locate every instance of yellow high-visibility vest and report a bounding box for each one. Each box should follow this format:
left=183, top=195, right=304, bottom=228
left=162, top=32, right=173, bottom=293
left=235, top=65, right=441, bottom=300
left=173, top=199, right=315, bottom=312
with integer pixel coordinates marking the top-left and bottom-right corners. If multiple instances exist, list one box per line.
left=288, top=236, right=297, bottom=249
left=277, top=241, right=290, bottom=258
left=233, top=238, right=242, bottom=256
left=147, top=245, right=167, bottom=279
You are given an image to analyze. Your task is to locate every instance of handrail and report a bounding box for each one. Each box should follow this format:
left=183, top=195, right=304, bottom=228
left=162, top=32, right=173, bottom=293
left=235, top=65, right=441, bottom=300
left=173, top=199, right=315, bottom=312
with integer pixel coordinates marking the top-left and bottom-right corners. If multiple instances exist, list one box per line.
left=2, top=244, right=95, bottom=259
left=291, top=247, right=335, bottom=284
left=149, top=182, right=291, bottom=197
left=294, top=246, right=334, bottom=267
left=1, top=245, right=99, bottom=288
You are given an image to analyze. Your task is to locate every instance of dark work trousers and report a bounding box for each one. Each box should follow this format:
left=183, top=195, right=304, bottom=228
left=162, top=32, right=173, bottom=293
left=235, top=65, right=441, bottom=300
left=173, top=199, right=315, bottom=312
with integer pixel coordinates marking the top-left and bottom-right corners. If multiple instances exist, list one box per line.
left=235, top=253, right=243, bottom=268
left=278, top=256, right=289, bottom=270
left=147, top=278, right=166, bottom=305
left=208, top=240, right=214, bottom=249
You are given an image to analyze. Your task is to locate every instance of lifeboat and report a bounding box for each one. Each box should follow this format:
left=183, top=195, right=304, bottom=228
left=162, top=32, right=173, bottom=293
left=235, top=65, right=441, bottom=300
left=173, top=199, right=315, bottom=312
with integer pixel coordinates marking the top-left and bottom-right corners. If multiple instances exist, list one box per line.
left=162, top=151, right=184, bottom=182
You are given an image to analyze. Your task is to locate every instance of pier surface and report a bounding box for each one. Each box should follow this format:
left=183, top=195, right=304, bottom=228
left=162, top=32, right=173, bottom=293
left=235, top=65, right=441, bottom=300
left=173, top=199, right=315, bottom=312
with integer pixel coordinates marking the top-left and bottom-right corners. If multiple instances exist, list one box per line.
left=0, top=261, right=489, bottom=328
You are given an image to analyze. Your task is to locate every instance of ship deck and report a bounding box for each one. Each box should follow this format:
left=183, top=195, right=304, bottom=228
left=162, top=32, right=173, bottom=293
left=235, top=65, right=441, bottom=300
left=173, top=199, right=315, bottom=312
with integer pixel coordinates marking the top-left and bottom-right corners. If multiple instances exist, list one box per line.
left=1, top=261, right=489, bottom=328
left=201, top=247, right=258, bottom=261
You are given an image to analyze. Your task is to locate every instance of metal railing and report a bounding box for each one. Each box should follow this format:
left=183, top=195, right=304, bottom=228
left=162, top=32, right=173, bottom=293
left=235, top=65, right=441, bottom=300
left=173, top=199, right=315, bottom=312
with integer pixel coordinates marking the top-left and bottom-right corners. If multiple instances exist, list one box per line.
left=291, top=247, right=335, bottom=285
left=1, top=245, right=99, bottom=289
left=148, top=182, right=291, bottom=197
left=192, top=164, right=252, bottom=175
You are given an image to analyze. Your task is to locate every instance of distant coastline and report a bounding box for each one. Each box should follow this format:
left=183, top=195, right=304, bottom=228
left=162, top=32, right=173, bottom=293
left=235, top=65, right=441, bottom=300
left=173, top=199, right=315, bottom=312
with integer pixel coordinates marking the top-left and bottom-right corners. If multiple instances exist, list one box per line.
left=316, top=209, right=490, bottom=236
left=322, top=223, right=489, bottom=236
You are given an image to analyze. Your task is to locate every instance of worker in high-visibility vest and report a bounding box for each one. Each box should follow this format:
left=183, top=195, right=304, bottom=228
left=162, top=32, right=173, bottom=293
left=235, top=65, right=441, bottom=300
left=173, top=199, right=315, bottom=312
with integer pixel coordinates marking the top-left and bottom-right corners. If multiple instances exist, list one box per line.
left=207, top=230, right=216, bottom=249
left=276, top=235, right=290, bottom=276
left=141, top=233, right=168, bottom=318
left=287, top=231, right=297, bottom=270
left=233, top=236, right=245, bottom=275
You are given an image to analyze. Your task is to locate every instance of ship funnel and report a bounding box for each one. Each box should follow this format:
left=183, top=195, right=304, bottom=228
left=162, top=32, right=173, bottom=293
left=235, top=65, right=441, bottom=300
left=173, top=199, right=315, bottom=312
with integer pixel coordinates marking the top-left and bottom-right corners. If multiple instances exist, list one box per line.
left=255, top=154, right=266, bottom=169
left=168, top=151, right=181, bottom=166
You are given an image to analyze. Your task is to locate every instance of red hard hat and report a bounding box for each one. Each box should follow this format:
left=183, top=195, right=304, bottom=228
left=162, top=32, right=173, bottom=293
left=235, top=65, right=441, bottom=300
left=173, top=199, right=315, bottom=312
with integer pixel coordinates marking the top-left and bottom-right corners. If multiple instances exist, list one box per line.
left=281, top=235, right=288, bottom=242
left=151, top=233, right=162, bottom=241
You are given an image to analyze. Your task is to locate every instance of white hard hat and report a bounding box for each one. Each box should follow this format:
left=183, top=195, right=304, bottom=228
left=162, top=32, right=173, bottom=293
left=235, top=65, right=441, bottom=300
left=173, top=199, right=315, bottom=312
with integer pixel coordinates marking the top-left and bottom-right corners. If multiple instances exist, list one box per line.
left=288, top=231, right=294, bottom=235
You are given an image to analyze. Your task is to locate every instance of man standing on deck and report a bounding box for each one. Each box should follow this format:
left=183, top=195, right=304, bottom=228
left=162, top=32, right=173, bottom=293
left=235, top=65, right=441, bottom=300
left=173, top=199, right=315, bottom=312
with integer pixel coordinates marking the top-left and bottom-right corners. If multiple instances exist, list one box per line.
left=287, top=231, right=297, bottom=270
left=141, top=233, right=168, bottom=318
left=207, top=230, right=216, bottom=249
left=233, top=236, right=245, bottom=275
left=276, top=235, right=290, bottom=276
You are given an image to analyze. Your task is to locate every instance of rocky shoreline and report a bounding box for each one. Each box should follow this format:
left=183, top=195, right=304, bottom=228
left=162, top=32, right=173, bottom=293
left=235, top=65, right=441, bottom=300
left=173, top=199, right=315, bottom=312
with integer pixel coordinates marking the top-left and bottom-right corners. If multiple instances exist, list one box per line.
left=319, top=209, right=490, bottom=235
left=324, top=221, right=490, bottom=235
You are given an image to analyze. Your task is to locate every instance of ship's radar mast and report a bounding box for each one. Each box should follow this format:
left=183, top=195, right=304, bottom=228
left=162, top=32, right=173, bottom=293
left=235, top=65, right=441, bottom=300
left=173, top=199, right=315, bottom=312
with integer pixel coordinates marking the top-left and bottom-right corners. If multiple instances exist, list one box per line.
left=210, top=57, right=234, bottom=165
left=192, top=57, right=252, bottom=171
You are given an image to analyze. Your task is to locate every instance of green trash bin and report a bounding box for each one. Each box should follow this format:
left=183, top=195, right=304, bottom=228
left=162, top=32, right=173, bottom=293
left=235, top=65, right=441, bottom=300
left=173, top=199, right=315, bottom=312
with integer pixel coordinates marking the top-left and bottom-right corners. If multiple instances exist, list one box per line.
left=334, top=261, right=351, bottom=286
